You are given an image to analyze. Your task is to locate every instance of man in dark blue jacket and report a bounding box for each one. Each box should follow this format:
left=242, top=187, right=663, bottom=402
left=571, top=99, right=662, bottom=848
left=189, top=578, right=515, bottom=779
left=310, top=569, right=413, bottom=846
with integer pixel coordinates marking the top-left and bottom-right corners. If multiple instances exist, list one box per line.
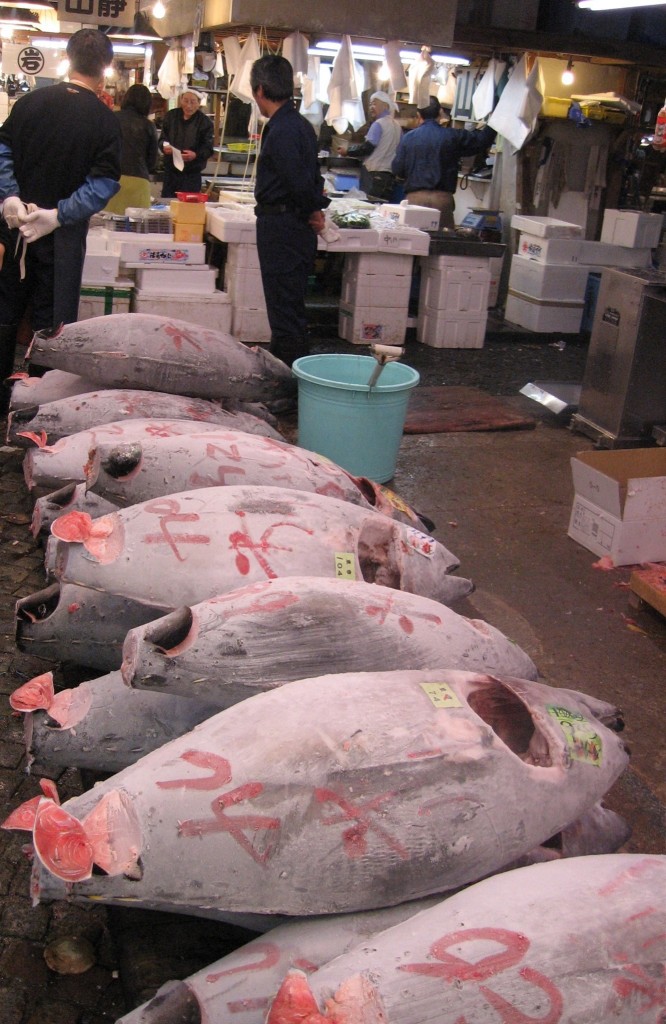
left=251, top=54, right=329, bottom=367
left=0, top=28, right=121, bottom=409
left=392, top=98, right=495, bottom=229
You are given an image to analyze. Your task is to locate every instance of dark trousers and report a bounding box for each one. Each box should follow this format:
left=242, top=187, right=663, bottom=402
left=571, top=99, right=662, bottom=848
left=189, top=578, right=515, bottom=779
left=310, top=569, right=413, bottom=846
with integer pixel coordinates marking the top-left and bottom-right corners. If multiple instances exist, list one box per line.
left=161, top=165, right=203, bottom=199
left=256, top=211, right=317, bottom=367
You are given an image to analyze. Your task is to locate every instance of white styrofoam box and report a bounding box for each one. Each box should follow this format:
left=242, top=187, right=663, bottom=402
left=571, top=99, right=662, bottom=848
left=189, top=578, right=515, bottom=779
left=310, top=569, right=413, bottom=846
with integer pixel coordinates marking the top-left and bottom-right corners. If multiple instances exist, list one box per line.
left=577, top=240, right=653, bottom=268
left=134, top=266, right=218, bottom=294
left=600, top=209, right=664, bottom=250
left=568, top=449, right=666, bottom=565
left=322, top=228, right=380, bottom=252
left=378, top=203, right=440, bottom=231
left=488, top=255, right=504, bottom=307
left=131, top=289, right=232, bottom=333
left=110, top=234, right=206, bottom=265
left=231, top=305, right=271, bottom=343
left=343, top=252, right=414, bottom=278
left=375, top=225, right=430, bottom=256
left=81, top=252, right=121, bottom=284
left=78, top=279, right=133, bottom=321
left=341, top=272, right=411, bottom=308
left=505, top=289, right=583, bottom=333
left=338, top=302, right=408, bottom=346
left=517, top=234, right=582, bottom=264
left=417, top=307, right=487, bottom=349
left=207, top=210, right=257, bottom=244
left=224, top=265, right=266, bottom=309
left=421, top=253, right=489, bottom=271
left=419, top=263, right=490, bottom=314
left=86, top=230, right=109, bottom=254
left=225, top=242, right=261, bottom=271
left=508, top=255, right=590, bottom=302
left=510, top=215, right=583, bottom=238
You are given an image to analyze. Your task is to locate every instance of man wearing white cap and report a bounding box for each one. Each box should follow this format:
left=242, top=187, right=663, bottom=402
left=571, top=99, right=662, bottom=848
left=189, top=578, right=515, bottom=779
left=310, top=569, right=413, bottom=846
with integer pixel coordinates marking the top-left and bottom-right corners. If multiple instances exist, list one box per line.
left=343, top=91, right=402, bottom=200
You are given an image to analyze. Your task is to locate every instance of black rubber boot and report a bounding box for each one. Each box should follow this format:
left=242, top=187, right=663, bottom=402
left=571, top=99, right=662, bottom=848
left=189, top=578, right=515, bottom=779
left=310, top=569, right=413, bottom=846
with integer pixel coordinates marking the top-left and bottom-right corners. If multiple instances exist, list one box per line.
left=0, top=325, right=18, bottom=416
left=268, top=335, right=310, bottom=369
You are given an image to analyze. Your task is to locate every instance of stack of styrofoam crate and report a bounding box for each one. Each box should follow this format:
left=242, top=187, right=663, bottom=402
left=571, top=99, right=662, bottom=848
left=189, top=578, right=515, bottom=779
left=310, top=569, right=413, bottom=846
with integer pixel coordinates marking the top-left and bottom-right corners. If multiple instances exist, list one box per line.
left=507, top=216, right=587, bottom=333
left=338, top=251, right=414, bottom=345
left=207, top=205, right=271, bottom=343
left=79, top=228, right=133, bottom=320
left=417, top=254, right=491, bottom=348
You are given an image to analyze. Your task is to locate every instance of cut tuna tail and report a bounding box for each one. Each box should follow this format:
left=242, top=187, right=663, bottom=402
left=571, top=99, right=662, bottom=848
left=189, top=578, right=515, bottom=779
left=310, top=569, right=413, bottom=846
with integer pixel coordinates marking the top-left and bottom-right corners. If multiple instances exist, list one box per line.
left=10, top=672, right=55, bottom=713
left=266, top=969, right=386, bottom=1024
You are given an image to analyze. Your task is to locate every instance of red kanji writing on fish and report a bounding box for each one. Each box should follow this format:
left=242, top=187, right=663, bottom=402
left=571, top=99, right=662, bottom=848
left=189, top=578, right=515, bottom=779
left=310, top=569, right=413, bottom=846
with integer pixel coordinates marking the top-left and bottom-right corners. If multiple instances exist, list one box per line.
left=228, top=509, right=313, bottom=578
left=164, top=322, right=204, bottom=351
left=365, top=590, right=442, bottom=632
left=157, top=749, right=280, bottom=865
left=613, top=963, right=666, bottom=1014
left=315, top=787, right=410, bottom=860
left=399, top=927, right=564, bottom=1023
left=143, top=498, right=209, bottom=561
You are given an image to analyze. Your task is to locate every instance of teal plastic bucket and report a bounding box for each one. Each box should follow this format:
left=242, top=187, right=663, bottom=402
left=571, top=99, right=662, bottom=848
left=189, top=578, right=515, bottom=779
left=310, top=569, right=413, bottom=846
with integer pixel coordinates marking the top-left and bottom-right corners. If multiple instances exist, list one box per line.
left=292, top=354, right=420, bottom=483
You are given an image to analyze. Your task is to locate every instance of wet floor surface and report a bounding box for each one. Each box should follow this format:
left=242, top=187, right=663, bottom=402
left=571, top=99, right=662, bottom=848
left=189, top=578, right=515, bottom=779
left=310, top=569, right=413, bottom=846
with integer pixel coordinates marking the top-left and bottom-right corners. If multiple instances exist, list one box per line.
left=0, top=327, right=664, bottom=1022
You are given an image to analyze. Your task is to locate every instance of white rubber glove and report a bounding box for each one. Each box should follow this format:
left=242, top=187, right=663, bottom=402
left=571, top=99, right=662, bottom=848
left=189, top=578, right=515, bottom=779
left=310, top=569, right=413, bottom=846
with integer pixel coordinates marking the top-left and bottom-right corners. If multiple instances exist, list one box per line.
left=19, top=207, right=60, bottom=242
left=1, top=195, right=28, bottom=229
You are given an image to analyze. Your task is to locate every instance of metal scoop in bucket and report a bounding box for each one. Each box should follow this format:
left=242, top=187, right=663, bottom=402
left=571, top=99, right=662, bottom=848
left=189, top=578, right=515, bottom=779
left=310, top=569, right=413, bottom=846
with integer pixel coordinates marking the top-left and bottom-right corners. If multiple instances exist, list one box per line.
left=367, top=344, right=405, bottom=390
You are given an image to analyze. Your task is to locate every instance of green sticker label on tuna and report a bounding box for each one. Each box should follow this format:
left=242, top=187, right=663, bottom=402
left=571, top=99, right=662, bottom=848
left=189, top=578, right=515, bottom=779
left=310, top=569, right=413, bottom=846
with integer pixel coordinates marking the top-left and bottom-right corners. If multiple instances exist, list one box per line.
left=547, top=705, right=603, bottom=766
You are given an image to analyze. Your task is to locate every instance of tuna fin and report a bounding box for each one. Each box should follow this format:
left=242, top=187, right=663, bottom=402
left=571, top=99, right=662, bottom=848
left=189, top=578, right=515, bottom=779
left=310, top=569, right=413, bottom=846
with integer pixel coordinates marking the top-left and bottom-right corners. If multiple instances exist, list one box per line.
left=1, top=779, right=60, bottom=832
left=10, top=671, right=55, bottom=712
left=16, top=429, right=50, bottom=448
left=82, top=790, right=142, bottom=876
left=33, top=798, right=94, bottom=882
left=267, top=969, right=328, bottom=1024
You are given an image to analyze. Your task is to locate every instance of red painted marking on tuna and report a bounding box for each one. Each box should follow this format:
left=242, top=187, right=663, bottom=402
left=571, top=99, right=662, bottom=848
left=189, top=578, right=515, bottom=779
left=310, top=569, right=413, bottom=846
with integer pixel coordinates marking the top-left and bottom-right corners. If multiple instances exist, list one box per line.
left=399, top=927, right=563, bottom=1023
left=598, top=859, right=664, bottom=896
left=365, top=593, right=441, bottom=632
left=613, top=962, right=666, bottom=1012
left=178, top=783, right=280, bottom=865
left=408, top=748, right=445, bottom=759
left=229, top=510, right=314, bottom=578
left=143, top=498, right=209, bottom=561
left=315, top=787, right=410, bottom=860
left=226, top=998, right=270, bottom=1012
left=156, top=750, right=232, bottom=790
left=164, top=322, right=204, bottom=352
left=206, top=941, right=280, bottom=981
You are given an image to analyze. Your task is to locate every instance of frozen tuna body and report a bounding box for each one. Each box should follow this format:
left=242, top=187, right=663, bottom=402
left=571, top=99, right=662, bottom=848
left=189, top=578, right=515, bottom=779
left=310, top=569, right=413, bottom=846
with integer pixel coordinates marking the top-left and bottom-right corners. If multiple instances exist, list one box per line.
left=22, top=418, right=277, bottom=492
left=15, top=582, right=165, bottom=671
left=30, top=483, right=119, bottom=539
left=121, top=576, right=537, bottom=705
left=86, top=430, right=431, bottom=531
left=11, top=671, right=219, bottom=776
left=11, top=668, right=628, bottom=919
left=9, top=369, right=99, bottom=413
left=26, top=313, right=295, bottom=404
left=266, top=854, right=666, bottom=1024
left=7, top=390, right=281, bottom=448
left=48, top=485, right=470, bottom=609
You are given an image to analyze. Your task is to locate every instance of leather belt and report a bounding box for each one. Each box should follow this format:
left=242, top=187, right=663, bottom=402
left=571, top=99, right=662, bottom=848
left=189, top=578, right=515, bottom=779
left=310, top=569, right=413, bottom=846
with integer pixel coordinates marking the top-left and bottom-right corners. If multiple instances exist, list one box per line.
left=255, top=203, right=292, bottom=215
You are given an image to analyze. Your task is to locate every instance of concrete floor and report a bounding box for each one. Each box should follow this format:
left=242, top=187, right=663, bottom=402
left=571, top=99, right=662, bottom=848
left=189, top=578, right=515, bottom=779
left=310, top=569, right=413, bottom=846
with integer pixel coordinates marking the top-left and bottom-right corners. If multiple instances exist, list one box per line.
left=0, top=328, right=664, bottom=1022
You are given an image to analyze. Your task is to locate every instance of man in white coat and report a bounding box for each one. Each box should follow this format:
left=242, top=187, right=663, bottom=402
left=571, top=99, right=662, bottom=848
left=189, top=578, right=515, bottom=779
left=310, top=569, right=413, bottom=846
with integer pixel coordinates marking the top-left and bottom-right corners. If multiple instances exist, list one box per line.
left=342, top=90, right=402, bottom=200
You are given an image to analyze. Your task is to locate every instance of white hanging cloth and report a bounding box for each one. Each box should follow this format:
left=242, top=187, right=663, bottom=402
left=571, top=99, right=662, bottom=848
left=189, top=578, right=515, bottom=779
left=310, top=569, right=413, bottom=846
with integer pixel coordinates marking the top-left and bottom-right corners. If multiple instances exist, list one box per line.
left=214, top=49, right=225, bottom=79
left=156, top=43, right=185, bottom=100
left=326, top=35, right=363, bottom=133
left=437, top=66, right=457, bottom=108
left=221, top=36, right=242, bottom=80
left=383, top=40, right=407, bottom=93
left=472, top=58, right=505, bottom=121
left=489, top=55, right=543, bottom=151
left=230, top=30, right=261, bottom=104
left=283, top=31, right=309, bottom=76
left=299, top=56, right=324, bottom=130
left=408, top=47, right=434, bottom=107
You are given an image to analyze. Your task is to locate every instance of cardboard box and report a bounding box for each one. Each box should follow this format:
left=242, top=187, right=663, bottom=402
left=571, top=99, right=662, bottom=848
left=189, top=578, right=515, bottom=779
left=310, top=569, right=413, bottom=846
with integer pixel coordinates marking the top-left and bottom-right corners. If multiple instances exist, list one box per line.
left=508, top=254, right=590, bottom=301
left=505, top=289, right=583, bottom=333
left=170, top=199, right=207, bottom=225
left=511, top=215, right=583, bottom=238
left=517, top=234, right=582, bottom=264
left=174, top=222, right=205, bottom=243
left=568, top=449, right=666, bottom=565
left=600, top=209, right=664, bottom=250
left=132, top=289, right=232, bottom=332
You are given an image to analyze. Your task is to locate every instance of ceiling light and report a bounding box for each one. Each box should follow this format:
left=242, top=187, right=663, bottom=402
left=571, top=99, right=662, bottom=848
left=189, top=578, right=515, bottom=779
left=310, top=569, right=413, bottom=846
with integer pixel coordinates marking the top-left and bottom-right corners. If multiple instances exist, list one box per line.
left=308, top=41, right=469, bottom=67
left=578, top=0, right=666, bottom=9
left=562, top=59, right=574, bottom=85
left=152, top=0, right=165, bottom=15
left=0, top=0, right=54, bottom=8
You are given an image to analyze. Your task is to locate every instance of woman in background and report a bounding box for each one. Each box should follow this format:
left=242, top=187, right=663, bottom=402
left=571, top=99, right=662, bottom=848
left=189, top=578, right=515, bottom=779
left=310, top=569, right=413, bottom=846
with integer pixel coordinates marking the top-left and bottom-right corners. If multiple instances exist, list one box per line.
left=158, top=90, right=214, bottom=198
left=104, top=83, right=158, bottom=214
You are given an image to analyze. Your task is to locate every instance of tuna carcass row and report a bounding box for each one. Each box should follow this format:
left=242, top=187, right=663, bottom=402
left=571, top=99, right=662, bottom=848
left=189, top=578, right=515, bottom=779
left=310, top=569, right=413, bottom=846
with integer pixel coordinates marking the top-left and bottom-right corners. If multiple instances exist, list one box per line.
left=3, top=669, right=628, bottom=922
left=26, top=313, right=295, bottom=405
left=8, top=369, right=99, bottom=412
left=116, top=809, right=631, bottom=1024
left=120, top=575, right=538, bottom=706
left=85, top=430, right=433, bottom=531
left=265, top=854, right=665, bottom=1024
left=22, top=419, right=281, bottom=493
left=17, top=488, right=470, bottom=671
left=7, top=389, right=279, bottom=447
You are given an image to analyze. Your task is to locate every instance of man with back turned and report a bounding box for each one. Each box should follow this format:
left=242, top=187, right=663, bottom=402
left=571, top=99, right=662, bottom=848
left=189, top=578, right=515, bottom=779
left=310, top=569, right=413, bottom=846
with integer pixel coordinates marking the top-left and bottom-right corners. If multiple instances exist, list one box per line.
left=251, top=54, right=329, bottom=368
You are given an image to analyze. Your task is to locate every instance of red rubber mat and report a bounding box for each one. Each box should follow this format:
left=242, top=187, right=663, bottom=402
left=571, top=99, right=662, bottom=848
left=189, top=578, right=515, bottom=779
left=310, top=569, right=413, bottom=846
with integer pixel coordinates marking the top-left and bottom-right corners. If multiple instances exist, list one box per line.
left=404, top=385, right=536, bottom=434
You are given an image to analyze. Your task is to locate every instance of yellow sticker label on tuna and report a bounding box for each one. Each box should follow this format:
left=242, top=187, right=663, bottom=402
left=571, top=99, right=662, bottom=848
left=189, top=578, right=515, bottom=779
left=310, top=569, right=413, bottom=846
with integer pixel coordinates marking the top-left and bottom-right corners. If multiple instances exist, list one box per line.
left=335, top=553, right=356, bottom=579
left=420, top=682, right=464, bottom=709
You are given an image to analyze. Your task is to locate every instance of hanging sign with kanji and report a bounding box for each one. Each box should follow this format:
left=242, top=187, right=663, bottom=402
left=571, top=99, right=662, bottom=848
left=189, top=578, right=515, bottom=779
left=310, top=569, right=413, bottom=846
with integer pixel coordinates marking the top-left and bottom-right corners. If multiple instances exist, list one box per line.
left=53, top=0, right=135, bottom=27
